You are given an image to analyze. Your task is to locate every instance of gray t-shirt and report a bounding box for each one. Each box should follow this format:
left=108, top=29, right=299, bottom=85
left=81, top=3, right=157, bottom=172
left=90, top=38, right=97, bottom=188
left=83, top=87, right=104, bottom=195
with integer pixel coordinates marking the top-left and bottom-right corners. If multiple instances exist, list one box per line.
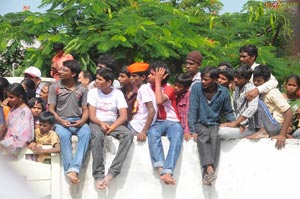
left=48, top=81, right=88, bottom=118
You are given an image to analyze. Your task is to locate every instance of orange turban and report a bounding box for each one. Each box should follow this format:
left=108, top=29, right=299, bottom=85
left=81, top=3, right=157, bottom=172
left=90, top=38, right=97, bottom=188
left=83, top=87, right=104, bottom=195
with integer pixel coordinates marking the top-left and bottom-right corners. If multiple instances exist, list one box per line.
left=127, top=62, right=149, bottom=74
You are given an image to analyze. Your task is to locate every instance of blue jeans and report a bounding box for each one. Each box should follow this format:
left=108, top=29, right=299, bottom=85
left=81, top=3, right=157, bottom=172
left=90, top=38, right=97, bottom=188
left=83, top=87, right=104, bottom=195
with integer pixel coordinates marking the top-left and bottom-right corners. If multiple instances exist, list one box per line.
left=147, top=120, right=183, bottom=175
left=55, top=117, right=91, bottom=174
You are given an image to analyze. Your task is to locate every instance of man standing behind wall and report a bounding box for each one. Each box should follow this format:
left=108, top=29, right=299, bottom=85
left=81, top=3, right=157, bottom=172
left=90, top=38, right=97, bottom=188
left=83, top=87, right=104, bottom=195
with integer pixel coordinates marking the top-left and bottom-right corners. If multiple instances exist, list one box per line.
left=48, top=60, right=91, bottom=184
left=239, top=44, right=278, bottom=100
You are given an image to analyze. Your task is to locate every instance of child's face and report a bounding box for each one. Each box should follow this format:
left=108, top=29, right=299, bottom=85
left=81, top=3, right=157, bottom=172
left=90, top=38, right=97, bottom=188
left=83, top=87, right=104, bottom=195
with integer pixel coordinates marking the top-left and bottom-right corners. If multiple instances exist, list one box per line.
left=31, top=102, right=43, bottom=117
left=285, top=79, right=299, bottom=96
left=40, top=85, right=49, bottom=101
left=234, top=75, right=249, bottom=88
left=7, top=92, right=23, bottom=108
left=118, top=73, right=130, bottom=86
left=218, top=74, right=230, bottom=88
left=130, top=73, right=145, bottom=87
left=174, top=83, right=187, bottom=96
left=147, top=69, right=156, bottom=85
left=39, top=122, right=53, bottom=134
left=253, top=76, right=265, bottom=87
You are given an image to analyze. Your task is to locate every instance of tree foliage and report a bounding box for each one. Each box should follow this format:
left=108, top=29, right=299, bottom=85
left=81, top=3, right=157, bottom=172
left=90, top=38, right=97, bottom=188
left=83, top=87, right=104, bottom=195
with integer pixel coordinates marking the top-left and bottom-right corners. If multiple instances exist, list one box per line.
left=0, top=0, right=298, bottom=85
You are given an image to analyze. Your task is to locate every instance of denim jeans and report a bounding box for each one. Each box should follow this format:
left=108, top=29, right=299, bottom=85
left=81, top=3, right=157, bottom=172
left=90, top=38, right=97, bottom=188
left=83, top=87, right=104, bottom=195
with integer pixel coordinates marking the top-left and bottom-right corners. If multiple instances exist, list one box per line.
left=147, top=120, right=183, bottom=175
left=55, top=117, right=91, bottom=174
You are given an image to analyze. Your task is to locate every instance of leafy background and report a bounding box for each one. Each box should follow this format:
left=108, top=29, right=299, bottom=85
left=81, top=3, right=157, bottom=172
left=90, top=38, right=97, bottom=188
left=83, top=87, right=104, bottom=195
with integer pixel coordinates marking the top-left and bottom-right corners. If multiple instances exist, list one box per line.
left=0, top=0, right=299, bottom=86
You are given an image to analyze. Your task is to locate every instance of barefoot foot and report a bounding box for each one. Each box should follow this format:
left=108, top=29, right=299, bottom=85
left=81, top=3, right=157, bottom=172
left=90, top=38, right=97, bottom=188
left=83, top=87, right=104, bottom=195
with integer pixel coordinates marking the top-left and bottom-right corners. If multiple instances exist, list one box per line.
left=96, top=174, right=114, bottom=190
left=160, top=173, right=176, bottom=185
left=67, top=172, right=80, bottom=184
left=247, top=131, right=269, bottom=140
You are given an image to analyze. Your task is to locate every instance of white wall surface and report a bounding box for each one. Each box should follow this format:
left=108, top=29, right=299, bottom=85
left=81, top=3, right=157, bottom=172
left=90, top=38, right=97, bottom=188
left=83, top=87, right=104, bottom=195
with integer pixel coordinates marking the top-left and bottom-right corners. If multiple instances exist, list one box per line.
left=52, top=137, right=300, bottom=199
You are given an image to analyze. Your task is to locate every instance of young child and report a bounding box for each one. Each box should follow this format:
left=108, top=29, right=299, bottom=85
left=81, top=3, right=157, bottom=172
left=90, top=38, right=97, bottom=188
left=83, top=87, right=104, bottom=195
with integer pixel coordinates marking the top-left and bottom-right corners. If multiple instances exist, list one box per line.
left=127, top=62, right=157, bottom=142
left=188, top=66, right=235, bottom=186
left=251, top=65, right=292, bottom=149
left=281, top=74, right=300, bottom=138
left=217, top=67, right=234, bottom=89
left=118, top=66, right=137, bottom=121
left=28, top=111, right=60, bottom=164
left=174, top=73, right=193, bottom=141
left=88, top=67, right=134, bottom=189
left=28, top=97, right=46, bottom=129
left=147, top=61, right=183, bottom=185
left=219, top=64, right=259, bottom=139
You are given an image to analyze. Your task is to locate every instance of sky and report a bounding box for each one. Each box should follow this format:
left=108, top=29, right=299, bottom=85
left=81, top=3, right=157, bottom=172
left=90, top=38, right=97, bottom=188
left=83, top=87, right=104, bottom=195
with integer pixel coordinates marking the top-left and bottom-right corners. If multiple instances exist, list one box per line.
left=0, top=0, right=255, bottom=15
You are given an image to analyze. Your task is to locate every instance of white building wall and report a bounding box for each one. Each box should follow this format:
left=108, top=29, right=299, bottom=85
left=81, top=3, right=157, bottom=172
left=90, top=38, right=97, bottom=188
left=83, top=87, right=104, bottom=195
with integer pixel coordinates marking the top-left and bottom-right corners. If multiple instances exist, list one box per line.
left=53, top=138, right=300, bottom=199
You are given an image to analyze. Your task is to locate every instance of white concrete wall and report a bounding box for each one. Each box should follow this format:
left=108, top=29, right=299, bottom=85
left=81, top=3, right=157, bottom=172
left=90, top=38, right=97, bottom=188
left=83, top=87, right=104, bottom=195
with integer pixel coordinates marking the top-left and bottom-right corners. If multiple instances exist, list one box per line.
left=52, top=137, right=300, bottom=199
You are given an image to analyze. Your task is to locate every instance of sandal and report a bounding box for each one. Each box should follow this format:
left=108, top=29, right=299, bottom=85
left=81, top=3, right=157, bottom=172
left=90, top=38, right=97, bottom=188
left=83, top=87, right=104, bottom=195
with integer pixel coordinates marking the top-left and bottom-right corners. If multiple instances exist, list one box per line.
left=202, top=172, right=216, bottom=186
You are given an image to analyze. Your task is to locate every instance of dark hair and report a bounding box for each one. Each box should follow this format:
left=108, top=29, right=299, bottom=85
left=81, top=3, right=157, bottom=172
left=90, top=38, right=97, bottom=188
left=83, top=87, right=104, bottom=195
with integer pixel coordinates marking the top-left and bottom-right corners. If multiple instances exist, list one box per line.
left=285, top=74, right=300, bottom=86
left=21, top=78, right=35, bottom=90
left=253, top=64, right=271, bottom=82
left=149, top=60, right=170, bottom=85
left=63, top=60, right=81, bottom=79
left=218, top=61, right=232, bottom=69
left=38, top=111, right=55, bottom=125
left=239, top=44, right=258, bottom=60
left=119, top=65, right=131, bottom=78
left=53, top=43, right=64, bottom=52
left=175, top=73, right=193, bottom=88
left=0, top=77, right=9, bottom=101
left=28, top=97, right=46, bottom=111
left=201, top=66, right=219, bottom=80
left=234, top=64, right=253, bottom=80
left=97, top=54, right=114, bottom=69
left=96, top=67, right=115, bottom=84
left=218, top=67, right=234, bottom=81
left=21, top=78, right=36, bottom=101
left=7, top=83, right=28, bottom=104
left=81, top=70, right=94, bottom=83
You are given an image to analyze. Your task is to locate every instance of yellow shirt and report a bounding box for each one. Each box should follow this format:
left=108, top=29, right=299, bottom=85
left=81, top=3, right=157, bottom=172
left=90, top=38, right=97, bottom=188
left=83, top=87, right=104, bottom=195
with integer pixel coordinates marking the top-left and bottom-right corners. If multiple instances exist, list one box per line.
left=35, top=129, right=60, bottom=163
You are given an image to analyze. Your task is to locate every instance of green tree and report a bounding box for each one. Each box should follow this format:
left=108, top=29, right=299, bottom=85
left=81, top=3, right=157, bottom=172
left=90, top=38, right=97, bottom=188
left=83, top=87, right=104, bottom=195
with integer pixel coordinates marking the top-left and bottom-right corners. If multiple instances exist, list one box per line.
left=0, top=0, right=298, bottom=85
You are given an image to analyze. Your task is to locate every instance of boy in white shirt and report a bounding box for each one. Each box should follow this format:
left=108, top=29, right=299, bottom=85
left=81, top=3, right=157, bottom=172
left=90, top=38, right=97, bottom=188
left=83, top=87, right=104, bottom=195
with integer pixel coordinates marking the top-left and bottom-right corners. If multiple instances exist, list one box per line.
left=127, top=62, right=157, bottom=142
left=88, top=67, right=134, bottom=189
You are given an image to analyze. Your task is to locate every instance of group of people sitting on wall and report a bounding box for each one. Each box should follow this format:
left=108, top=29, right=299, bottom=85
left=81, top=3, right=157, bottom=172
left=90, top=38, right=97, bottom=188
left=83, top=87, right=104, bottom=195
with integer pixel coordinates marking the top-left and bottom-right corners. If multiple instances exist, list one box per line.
left=0, top=43, right=299, bottom=188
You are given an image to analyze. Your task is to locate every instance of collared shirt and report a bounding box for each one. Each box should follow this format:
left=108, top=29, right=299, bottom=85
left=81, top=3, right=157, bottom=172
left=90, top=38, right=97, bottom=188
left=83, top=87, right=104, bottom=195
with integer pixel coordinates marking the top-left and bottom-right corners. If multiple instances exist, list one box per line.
left=233, top=82, right=258, bottom=125
left=48, top=81, right=88, bottom=118
left=176, top=90, right=191, bottom=134
left=188, top=82, right=235, bottom=132
left=261, top=88, right=290, bottom=124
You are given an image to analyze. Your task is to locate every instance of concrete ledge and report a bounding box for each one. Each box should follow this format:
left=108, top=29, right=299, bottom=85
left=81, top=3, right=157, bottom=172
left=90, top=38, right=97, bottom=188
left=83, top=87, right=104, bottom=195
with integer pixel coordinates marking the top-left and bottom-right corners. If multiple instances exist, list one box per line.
left=55, top=137, right=300, bottom=199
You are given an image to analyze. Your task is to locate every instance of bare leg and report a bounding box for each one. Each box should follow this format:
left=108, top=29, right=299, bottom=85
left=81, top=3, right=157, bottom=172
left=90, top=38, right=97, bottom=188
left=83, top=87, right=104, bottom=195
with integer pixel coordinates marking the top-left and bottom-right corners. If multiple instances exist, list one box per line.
left=160, top=173, right=176, bottom=185
left=67, top=172, right=80, bottom=184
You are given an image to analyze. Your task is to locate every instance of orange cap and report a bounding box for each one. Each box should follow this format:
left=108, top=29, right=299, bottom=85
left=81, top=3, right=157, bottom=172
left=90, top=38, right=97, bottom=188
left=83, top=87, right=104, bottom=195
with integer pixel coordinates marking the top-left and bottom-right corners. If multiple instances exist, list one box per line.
left=127, top=62, right=149, bottom=74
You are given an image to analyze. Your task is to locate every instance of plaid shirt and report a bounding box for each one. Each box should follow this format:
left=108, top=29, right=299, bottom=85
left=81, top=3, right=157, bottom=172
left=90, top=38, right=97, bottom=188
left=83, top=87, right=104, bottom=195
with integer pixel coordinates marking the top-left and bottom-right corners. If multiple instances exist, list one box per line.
left=176, top=91, right=191, bottom=134
left=233, top=82, right=258, bottom=126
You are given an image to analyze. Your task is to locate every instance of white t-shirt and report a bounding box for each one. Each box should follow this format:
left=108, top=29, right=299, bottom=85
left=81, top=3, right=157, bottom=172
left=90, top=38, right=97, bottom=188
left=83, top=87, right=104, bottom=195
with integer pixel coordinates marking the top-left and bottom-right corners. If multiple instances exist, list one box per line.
left=87, top=88, right=128, bottom=122
left=129, top=84, right=157, bottom=132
